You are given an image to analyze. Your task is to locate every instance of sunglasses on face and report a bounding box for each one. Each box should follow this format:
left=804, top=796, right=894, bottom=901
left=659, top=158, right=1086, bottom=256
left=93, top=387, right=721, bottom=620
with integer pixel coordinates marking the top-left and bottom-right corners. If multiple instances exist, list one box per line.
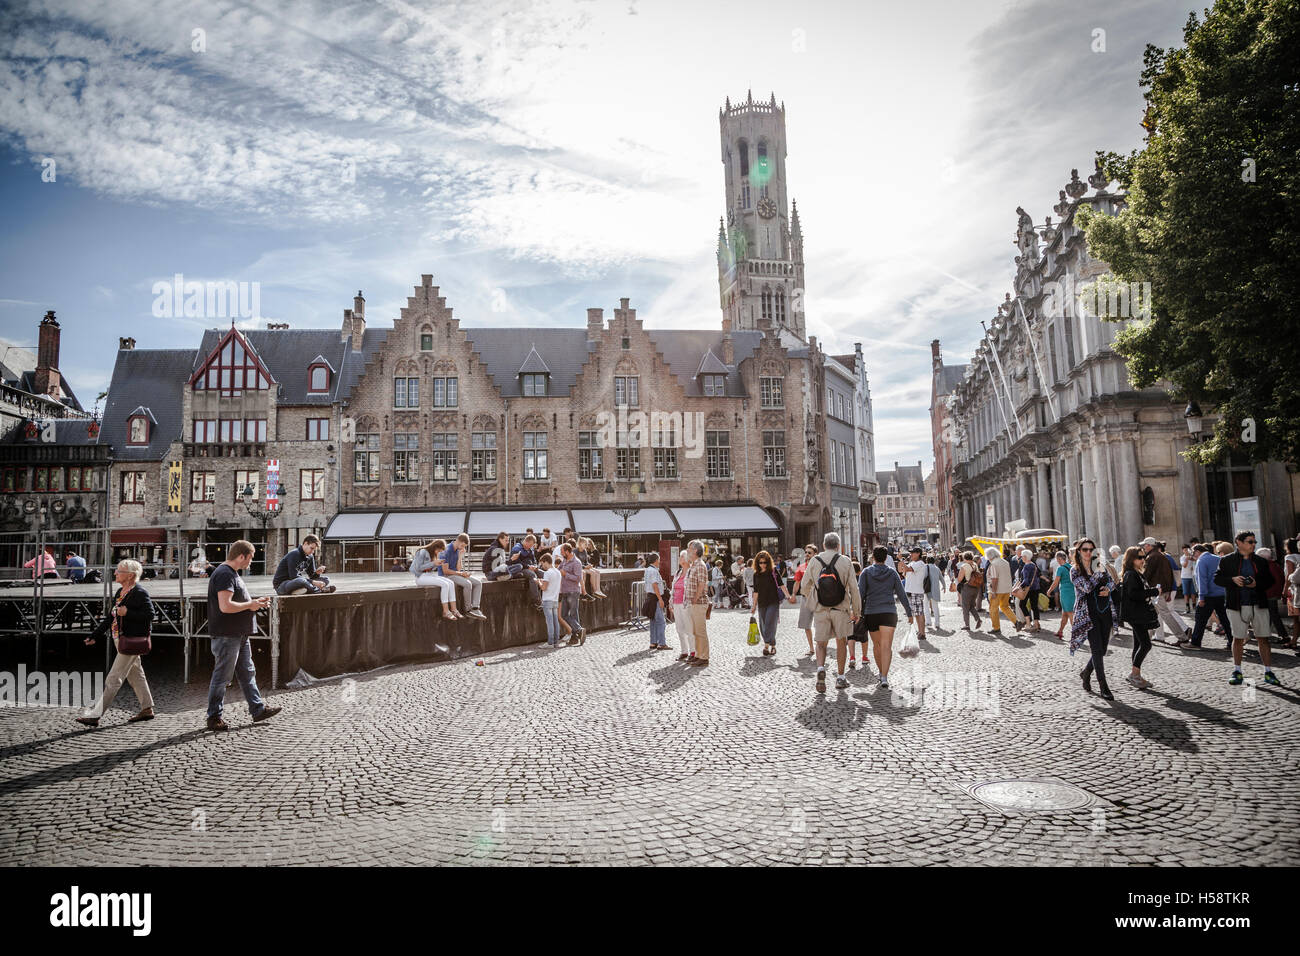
left=1244, top=539, right=1256, bottom=544
left=1080, top=547, right=1094, bottom=553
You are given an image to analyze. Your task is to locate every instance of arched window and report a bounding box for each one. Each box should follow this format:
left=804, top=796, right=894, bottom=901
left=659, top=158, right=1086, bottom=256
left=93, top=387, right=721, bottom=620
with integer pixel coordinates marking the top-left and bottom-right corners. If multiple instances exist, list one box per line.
left=738, top=140, right=749, bottom=177
left=775, top=288, right=786, bottom=324
left=308, top=364, right=330, bottom=393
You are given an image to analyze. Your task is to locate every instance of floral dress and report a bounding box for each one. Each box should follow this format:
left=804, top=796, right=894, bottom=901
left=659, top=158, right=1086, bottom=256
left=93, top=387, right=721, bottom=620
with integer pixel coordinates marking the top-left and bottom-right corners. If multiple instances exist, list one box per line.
left=1069, top=567, right=1112, bottom=654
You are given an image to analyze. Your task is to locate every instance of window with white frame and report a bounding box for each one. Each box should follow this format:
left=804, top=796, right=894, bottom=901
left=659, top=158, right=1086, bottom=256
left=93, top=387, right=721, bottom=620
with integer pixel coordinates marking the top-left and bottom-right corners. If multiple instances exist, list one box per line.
left=760, top=377, right=783, bottom=408
left=471, top=432, right=497, bottom=481
left=394, top=377, right=419, bottom=408
left=192, top=419, right=216, bottom=443
left=431, top=433, right=458, bottom=481
left=653, top=447, right=678, bottom=479
left=578, top=431, right=603, bottom=480
left=190, top=472, right=216, bottom=502
left=234, top=469, right=259, bottom=501
left=300, top=468, right=325, bottom=501
left=706, top=430, right=731, bottom=478
left=523, top=432, right=548, bottom=479
left=614, top=375, right=639, bottom=408
left=393, top=433, right=419, bottom=482
left=354, top=434, right=380, bottom=483
left=762, top=430, right=786, bottom=477
left=521, top=374, right=546, bottom=397
left=432, top=376, right=458, bottom=407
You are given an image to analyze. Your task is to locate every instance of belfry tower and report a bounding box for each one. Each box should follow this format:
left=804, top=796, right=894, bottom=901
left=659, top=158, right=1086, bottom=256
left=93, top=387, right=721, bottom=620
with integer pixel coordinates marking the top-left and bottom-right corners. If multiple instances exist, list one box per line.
left=716, top=90, right=806, bottom=343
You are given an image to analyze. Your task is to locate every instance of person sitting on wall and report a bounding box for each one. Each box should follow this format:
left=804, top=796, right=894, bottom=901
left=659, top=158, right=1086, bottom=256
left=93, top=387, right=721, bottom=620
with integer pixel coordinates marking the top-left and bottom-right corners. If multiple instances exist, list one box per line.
left=24, top=547, right=59, bottom=580
left=482, top=532, right=515, bottom=581
left=509, top=533, right=544, bottom=608
left=272, top=534, right=336, bottom=595
left=390, top=557, right=408, bottom=572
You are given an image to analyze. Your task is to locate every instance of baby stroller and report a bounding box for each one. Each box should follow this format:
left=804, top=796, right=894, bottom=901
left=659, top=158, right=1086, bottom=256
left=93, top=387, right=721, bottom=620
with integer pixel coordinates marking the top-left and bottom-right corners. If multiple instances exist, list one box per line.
left=715, top=577, right=748, bottom=610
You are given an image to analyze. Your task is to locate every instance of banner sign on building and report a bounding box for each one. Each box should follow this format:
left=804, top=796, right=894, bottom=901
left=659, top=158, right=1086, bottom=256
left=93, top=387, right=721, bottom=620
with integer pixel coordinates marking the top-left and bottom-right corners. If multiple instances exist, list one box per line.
left=985, top=504, right=996, bottom=534
left=266, top=459, right=281, bottom=512
left=167, top=460, right=182, bottom=513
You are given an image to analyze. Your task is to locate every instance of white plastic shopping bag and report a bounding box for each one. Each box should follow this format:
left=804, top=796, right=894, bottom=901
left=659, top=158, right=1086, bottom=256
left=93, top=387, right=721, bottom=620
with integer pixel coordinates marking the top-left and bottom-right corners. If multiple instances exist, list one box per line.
left=896, top=622, right=921, bottom=659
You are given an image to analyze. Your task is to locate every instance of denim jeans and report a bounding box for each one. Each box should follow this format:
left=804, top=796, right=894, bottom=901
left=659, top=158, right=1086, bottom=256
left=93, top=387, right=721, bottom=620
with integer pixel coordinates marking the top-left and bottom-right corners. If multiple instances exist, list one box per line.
left=1190, top=596, right=1231, bottom=646
left=276, top=575, right=320, bottom=595
left=207, top=635, right=266, bottom=719
left=757, top=601, right=780, bottom=645
left=560, top=593, right=582, bottom=637
left=649, top=604, right=667, bottom=646
left=543, top=603, right=560, bottom=645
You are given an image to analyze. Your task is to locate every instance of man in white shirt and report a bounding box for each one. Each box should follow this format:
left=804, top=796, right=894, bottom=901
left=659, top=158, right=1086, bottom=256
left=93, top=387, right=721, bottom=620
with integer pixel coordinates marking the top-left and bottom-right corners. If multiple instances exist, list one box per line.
left=903, top=546, right=928, bottom=641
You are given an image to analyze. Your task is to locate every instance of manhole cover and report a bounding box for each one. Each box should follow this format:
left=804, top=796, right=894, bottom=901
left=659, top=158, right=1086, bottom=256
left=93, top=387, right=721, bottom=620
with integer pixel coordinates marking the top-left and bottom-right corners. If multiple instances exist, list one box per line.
left=960, top=778, right=1103, bottom=814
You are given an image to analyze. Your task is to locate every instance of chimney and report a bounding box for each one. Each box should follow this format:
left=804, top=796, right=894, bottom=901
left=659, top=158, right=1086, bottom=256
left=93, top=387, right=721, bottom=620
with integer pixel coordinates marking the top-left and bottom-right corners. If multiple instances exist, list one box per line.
left=33, top=310, right=62, bottom=399
left=612, top=297, right=636, bottom=328
left=119, top=336, right=136, bottom=351
left=586, top=308, right=604, bottom=338
left=931, top=338, right=942, bottom=373
left=721, top=333, right=734, bottom=365
left=341, top=308, right=353, bottom=345
left=350, top=291, right=365, bottom=350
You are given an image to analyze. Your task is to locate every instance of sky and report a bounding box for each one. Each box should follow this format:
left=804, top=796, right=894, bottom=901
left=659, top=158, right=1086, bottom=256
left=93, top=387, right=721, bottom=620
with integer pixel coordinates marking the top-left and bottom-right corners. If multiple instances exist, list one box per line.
left=0, top=0, right=1201, bottom=473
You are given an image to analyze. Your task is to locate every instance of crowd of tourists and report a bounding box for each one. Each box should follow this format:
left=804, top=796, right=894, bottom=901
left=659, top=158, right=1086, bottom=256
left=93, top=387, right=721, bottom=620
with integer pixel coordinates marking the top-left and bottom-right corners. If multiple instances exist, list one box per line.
left=69, top=523, right=1299, bottom=728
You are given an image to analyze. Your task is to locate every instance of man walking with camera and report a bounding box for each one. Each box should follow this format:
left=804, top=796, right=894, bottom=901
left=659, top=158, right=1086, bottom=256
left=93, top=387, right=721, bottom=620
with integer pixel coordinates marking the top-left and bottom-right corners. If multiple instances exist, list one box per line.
left=1215, top=531, right=1281, bottom=687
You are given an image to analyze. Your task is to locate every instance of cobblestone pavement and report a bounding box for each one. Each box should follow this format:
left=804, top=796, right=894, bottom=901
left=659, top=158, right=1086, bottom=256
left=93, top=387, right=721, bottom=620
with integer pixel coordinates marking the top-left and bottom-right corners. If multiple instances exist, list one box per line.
left=2, top=591, right=1297, bottom=866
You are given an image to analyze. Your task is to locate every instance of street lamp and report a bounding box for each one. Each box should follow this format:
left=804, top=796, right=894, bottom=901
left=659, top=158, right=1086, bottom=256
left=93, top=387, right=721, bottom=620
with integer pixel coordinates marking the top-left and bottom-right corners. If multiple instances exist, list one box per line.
left=241, top=481, right=284, bottom=529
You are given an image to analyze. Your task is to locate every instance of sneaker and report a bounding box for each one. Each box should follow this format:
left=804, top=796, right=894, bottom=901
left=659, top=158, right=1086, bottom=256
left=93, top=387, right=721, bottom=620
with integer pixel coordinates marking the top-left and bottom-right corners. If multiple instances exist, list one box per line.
left=75, top=716, right=99, bottom=728
left=835, top=675, right=848, bottom=690
left=848, top=659, right=857, bottom=670
left=879, top=674, right=889, bottom=688
left=1263, top=671, right=1281, bottom=686
left=1125, top=674, right=1145, bottom=690
left=1228, top=671, right=1244, bottom=686
left=469, top=608, right=488, bottom=620
left=578, top=628, right=587, bottom=646
left=252, top=705, right=282, bottom=723
left=815, top=669, right=826, bottom=693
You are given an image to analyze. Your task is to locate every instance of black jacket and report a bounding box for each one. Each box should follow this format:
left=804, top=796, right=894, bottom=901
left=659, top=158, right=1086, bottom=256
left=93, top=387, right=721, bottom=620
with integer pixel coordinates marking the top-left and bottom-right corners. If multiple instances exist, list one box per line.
left=272, top=547, right=320, bottom=588
left=1121, top=570, right=1159, bottom=628
left=1214, top=552, right=1274, bottom=611
left=91, top=585, right=154, bottom=641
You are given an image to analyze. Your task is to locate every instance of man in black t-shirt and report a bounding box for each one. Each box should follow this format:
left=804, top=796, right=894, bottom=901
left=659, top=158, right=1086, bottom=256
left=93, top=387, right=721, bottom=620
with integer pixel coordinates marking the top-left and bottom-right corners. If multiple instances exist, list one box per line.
left=206, top=540, right=281, bottom=731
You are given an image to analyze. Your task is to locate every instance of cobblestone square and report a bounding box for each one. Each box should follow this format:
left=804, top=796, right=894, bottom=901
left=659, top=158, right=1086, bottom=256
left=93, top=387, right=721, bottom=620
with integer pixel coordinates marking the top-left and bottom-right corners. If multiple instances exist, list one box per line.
left=2, top=592, right=1296, bottom=866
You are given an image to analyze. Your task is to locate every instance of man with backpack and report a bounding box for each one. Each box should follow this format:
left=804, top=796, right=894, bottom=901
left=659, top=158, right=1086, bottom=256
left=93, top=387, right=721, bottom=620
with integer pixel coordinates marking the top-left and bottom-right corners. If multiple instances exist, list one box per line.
left=804, top=532, right=861, bottom=693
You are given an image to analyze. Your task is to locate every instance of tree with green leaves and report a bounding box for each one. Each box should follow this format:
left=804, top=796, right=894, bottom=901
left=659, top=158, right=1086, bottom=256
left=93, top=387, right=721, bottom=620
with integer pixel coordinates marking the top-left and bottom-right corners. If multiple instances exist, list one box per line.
left=1078, top=0, right=1299, bottom=465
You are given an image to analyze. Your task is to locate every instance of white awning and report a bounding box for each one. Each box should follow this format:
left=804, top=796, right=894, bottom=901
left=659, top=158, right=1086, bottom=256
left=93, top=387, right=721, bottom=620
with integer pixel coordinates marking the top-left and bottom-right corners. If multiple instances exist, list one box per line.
left=466, top=509, right=571, bottom=537
left=377, top=511, right=467, bottom=540
left=323, top=512, right=383, bottom=539
left=668, top=505, right=779, bottom=533
left=569, top=507, right=677, bottom=534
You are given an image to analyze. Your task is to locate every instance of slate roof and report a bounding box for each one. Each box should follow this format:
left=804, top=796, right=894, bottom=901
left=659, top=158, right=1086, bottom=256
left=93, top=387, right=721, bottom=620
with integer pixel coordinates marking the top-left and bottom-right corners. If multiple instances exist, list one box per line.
left=936, top=363, right=968, bottom=397
left=0, top=338, right=85, bottom=412
left=517, top=345, right=551, bottom=375
left=1, top=417, right=102, bottom=446
left=337, top=328, right=389, bottom=405
left=194, top=328, right=362, bottom=405
left=98, top=348, right=196, bottom=461
left=645, top=330, right=763, bottom=397
left=876, top=462, right=926, bottom=492
left=462, top=329, right=595, bottom=398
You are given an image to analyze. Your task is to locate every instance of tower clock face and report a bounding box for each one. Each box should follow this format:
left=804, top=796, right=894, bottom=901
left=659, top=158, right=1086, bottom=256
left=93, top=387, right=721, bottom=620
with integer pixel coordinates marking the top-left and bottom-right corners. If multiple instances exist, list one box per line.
left=757, top=197, right=777, bottom=219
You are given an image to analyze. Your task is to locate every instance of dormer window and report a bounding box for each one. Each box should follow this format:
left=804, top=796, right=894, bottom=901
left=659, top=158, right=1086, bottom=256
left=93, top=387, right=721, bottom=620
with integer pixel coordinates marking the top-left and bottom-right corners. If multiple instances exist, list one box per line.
left=308, top=364, right=330, bottom=393
left=696, top=347, right=729, bottom=396
left=702, top=374, right=726, bottom=396
left=517, top=345, right=551, bottom=398
left=125, top=406, right=156, bottom=446
left=128, top=416, right=149, bottom=445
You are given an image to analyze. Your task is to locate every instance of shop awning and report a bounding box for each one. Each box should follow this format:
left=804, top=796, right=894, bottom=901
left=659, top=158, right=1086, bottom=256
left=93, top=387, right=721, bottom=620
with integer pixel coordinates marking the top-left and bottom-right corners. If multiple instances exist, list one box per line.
left=109, top=527, right=169, bottom=544
left=466, top=509, right=571, bottom=537
left=377, top=511, right=467, bottom=540
left=668, top=505, right=779, bottom=534
left=324, top=512, right=383, bottom=540
left=569, top=507, right=677, bottom=534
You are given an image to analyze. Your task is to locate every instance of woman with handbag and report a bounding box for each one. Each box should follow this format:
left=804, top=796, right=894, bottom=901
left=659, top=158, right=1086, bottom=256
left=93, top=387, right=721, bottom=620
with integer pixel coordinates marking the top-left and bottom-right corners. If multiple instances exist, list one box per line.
left=643, top=552, right=669, bottom=650
left=76, top=559, right=155, bottom=727
left=1069, top=539, right=1115, bottom=700
left=1121, top=546, right=1161, bottom=689
left=752, top=550, right=793, bottom=656
left=956, top=551, right=983, bottom=630
left=1013, top=547, right=1043, bottom=632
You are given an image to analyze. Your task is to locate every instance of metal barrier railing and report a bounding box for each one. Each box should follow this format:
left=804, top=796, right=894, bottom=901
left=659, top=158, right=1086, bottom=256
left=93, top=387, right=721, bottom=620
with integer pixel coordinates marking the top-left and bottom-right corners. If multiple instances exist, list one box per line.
left=0, top=526, right=279, bottom=686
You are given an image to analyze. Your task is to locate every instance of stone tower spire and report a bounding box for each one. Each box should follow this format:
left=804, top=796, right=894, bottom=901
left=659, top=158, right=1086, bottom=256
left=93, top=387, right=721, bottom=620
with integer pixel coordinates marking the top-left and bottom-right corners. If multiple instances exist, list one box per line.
left=716, top=92, right=806, bottom=342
